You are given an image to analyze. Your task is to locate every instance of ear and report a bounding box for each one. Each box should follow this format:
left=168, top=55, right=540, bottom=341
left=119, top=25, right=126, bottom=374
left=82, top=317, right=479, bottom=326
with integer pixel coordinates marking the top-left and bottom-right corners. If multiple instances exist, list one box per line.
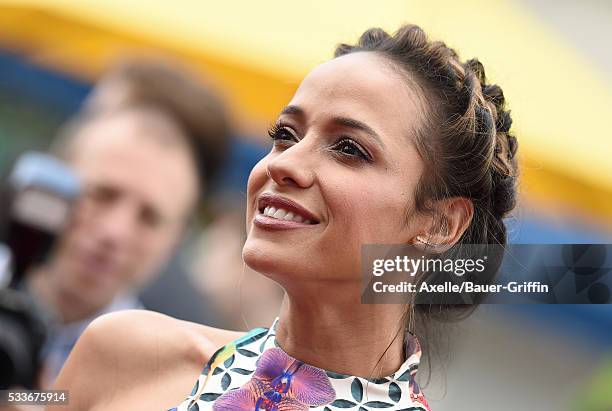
left=413, top=197, right=474, bottom=253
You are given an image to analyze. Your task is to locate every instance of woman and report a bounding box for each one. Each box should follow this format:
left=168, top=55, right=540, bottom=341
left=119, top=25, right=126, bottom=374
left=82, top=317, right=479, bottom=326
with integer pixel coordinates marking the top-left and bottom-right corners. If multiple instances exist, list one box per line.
left=50, top=24, right=518, bottom=411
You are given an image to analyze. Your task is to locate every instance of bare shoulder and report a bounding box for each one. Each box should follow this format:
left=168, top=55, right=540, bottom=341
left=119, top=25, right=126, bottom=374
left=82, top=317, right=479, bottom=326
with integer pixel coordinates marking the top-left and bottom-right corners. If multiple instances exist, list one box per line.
left=81, top=309, right=245, bottom=360
left=181, top=314, right=247, bottom=350
left=48, top=310, right=244, bottom=411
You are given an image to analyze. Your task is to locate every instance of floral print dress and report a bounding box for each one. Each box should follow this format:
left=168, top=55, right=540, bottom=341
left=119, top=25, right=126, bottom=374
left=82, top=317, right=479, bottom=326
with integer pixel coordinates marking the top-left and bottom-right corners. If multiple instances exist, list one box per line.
left=169, top=318, right=431, bottom=411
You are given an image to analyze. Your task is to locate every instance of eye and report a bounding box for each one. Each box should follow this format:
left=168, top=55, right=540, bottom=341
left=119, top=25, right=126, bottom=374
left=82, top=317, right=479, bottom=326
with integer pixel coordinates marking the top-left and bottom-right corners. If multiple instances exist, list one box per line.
left=140, top=206, right=163, bottom=229
left=332, top=138, right=371, bottom=162
left=267, top=123, right=297, bottom=143
left=86, top=185, right=118, bottom=205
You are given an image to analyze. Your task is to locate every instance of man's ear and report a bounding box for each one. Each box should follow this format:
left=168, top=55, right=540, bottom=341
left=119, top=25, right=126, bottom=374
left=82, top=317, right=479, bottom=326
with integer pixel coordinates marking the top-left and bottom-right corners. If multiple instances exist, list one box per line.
left=412, top=197, right=474, bottom=253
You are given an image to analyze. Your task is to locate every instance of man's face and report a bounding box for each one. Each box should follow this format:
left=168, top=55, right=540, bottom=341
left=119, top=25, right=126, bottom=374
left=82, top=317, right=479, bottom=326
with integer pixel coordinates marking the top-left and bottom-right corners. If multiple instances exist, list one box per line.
left=50, top=110, right=198, bottom=309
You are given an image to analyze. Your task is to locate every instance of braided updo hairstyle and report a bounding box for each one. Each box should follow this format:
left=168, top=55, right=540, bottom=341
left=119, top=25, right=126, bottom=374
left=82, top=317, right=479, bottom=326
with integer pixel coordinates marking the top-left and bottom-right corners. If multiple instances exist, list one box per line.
left=336, top=24, right=519, bottom=374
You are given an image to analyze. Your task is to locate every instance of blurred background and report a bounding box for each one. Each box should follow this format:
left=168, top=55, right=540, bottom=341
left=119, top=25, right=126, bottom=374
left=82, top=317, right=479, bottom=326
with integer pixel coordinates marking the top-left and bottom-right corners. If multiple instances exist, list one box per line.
left=0, top=0, right=610, bottom=409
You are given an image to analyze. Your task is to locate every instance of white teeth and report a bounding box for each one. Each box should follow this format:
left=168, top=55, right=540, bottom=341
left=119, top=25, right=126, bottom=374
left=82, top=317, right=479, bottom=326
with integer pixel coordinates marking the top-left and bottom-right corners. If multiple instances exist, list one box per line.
left=261, top=205, right=312, bottom=224
left=273, top=209, right=287, bottom=219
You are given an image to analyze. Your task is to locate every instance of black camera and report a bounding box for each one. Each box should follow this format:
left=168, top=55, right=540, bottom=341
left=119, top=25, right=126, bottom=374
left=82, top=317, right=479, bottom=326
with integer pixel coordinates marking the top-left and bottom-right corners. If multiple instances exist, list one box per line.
left=0, top=152, right=80, bottom=388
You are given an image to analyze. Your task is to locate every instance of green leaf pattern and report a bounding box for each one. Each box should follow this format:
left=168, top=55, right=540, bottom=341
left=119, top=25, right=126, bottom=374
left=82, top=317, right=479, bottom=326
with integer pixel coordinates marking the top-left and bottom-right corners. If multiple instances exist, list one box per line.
left=171, top=318, right=430, bottom=410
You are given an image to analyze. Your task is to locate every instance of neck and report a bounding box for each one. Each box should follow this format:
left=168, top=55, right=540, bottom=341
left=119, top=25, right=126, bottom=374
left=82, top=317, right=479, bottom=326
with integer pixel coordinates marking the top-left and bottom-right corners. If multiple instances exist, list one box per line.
left=275, top=280, right=409, bottom=378
left=28, top=267, right=105, bottom=324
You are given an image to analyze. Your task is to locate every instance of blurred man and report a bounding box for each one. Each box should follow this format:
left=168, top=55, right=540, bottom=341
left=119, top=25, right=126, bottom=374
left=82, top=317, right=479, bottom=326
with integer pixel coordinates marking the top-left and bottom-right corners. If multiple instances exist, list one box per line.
left=26, top=59, right=229, bottom=385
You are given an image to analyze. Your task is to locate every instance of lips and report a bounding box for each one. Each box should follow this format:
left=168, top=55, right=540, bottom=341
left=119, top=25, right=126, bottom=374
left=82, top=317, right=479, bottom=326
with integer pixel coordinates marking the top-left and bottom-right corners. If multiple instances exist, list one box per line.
left=256, top=193, right=320, bottom=226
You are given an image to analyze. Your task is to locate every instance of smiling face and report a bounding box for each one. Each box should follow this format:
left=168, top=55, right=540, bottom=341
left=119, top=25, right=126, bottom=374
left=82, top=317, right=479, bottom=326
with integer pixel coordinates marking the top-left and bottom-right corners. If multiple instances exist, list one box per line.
left=49, top=108, right=198, bottom=310
left=243, top=52, right=431, bottom=285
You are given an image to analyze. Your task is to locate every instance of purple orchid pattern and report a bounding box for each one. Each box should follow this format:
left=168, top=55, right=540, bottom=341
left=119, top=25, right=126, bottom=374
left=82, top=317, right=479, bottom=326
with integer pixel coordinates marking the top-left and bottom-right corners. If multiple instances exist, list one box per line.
left=213, top=347, right=336, bottom=411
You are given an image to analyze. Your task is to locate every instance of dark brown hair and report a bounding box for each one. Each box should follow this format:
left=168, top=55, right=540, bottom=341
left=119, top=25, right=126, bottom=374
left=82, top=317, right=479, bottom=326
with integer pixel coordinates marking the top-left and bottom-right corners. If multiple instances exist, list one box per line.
left=83, top=58, right=230, bottom=193
left=335, top=24, right=519, bottom=379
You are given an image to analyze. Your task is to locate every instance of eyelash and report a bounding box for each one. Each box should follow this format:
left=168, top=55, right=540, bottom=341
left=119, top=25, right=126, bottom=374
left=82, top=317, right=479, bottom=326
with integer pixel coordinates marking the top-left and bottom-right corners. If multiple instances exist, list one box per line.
left=267, top=123, right=295, bottom=142
left=267, top=123, right=372, bottom=163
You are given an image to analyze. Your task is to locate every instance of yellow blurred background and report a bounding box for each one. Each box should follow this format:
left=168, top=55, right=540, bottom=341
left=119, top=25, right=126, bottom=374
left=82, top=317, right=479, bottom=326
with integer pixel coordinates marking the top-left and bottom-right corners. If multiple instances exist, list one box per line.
left=1, top=0, right=611, bottom=225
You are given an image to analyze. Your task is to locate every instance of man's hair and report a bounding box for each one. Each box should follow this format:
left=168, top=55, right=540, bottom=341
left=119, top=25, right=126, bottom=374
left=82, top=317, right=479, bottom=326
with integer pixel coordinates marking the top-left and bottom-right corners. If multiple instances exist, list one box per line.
left=53, top=57, right=231, bottom=196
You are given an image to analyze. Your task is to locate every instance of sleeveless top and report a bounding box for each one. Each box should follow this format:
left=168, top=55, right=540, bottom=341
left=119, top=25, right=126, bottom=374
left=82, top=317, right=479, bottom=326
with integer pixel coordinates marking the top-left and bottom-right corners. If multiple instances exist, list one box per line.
left=169, top=318, right=431, bottom=411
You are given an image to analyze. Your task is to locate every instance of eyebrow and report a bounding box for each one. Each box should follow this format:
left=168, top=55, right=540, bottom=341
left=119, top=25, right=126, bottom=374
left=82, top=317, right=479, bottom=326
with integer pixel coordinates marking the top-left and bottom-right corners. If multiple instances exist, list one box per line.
left=280, top=105, right=304, bottom=116
left=279, top=105, right=386, bottom=149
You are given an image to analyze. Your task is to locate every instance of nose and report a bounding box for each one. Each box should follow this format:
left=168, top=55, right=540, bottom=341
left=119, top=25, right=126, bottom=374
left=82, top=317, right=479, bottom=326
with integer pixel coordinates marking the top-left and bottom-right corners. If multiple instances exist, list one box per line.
left=89, top=200, right=139, bottom=249
left=266, top=142, right=315, bottom=189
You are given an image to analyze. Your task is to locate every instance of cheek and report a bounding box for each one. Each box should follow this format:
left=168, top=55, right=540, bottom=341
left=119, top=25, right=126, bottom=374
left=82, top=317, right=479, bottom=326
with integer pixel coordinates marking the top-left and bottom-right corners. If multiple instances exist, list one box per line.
left=325, top=178, right=414, bottom=244
left=246, top=157, right=270, bottom=214
left=126, top=231, right=173, bottom=282
left=58, top=203, right=92, bottom=256
left=139, top=228, right=176, bottom=259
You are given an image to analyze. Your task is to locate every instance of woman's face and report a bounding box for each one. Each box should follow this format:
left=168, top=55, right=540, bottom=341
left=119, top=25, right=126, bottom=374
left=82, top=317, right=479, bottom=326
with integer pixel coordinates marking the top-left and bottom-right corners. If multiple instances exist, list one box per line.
left=243, top=52, right=428, bottom=284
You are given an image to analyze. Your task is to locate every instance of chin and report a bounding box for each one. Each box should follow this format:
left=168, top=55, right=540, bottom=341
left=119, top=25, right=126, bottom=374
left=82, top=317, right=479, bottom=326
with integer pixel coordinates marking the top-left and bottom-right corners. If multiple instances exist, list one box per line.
left=243, top=240, right=277, bottom=276
left=242, top=239, right=304, bottom=282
